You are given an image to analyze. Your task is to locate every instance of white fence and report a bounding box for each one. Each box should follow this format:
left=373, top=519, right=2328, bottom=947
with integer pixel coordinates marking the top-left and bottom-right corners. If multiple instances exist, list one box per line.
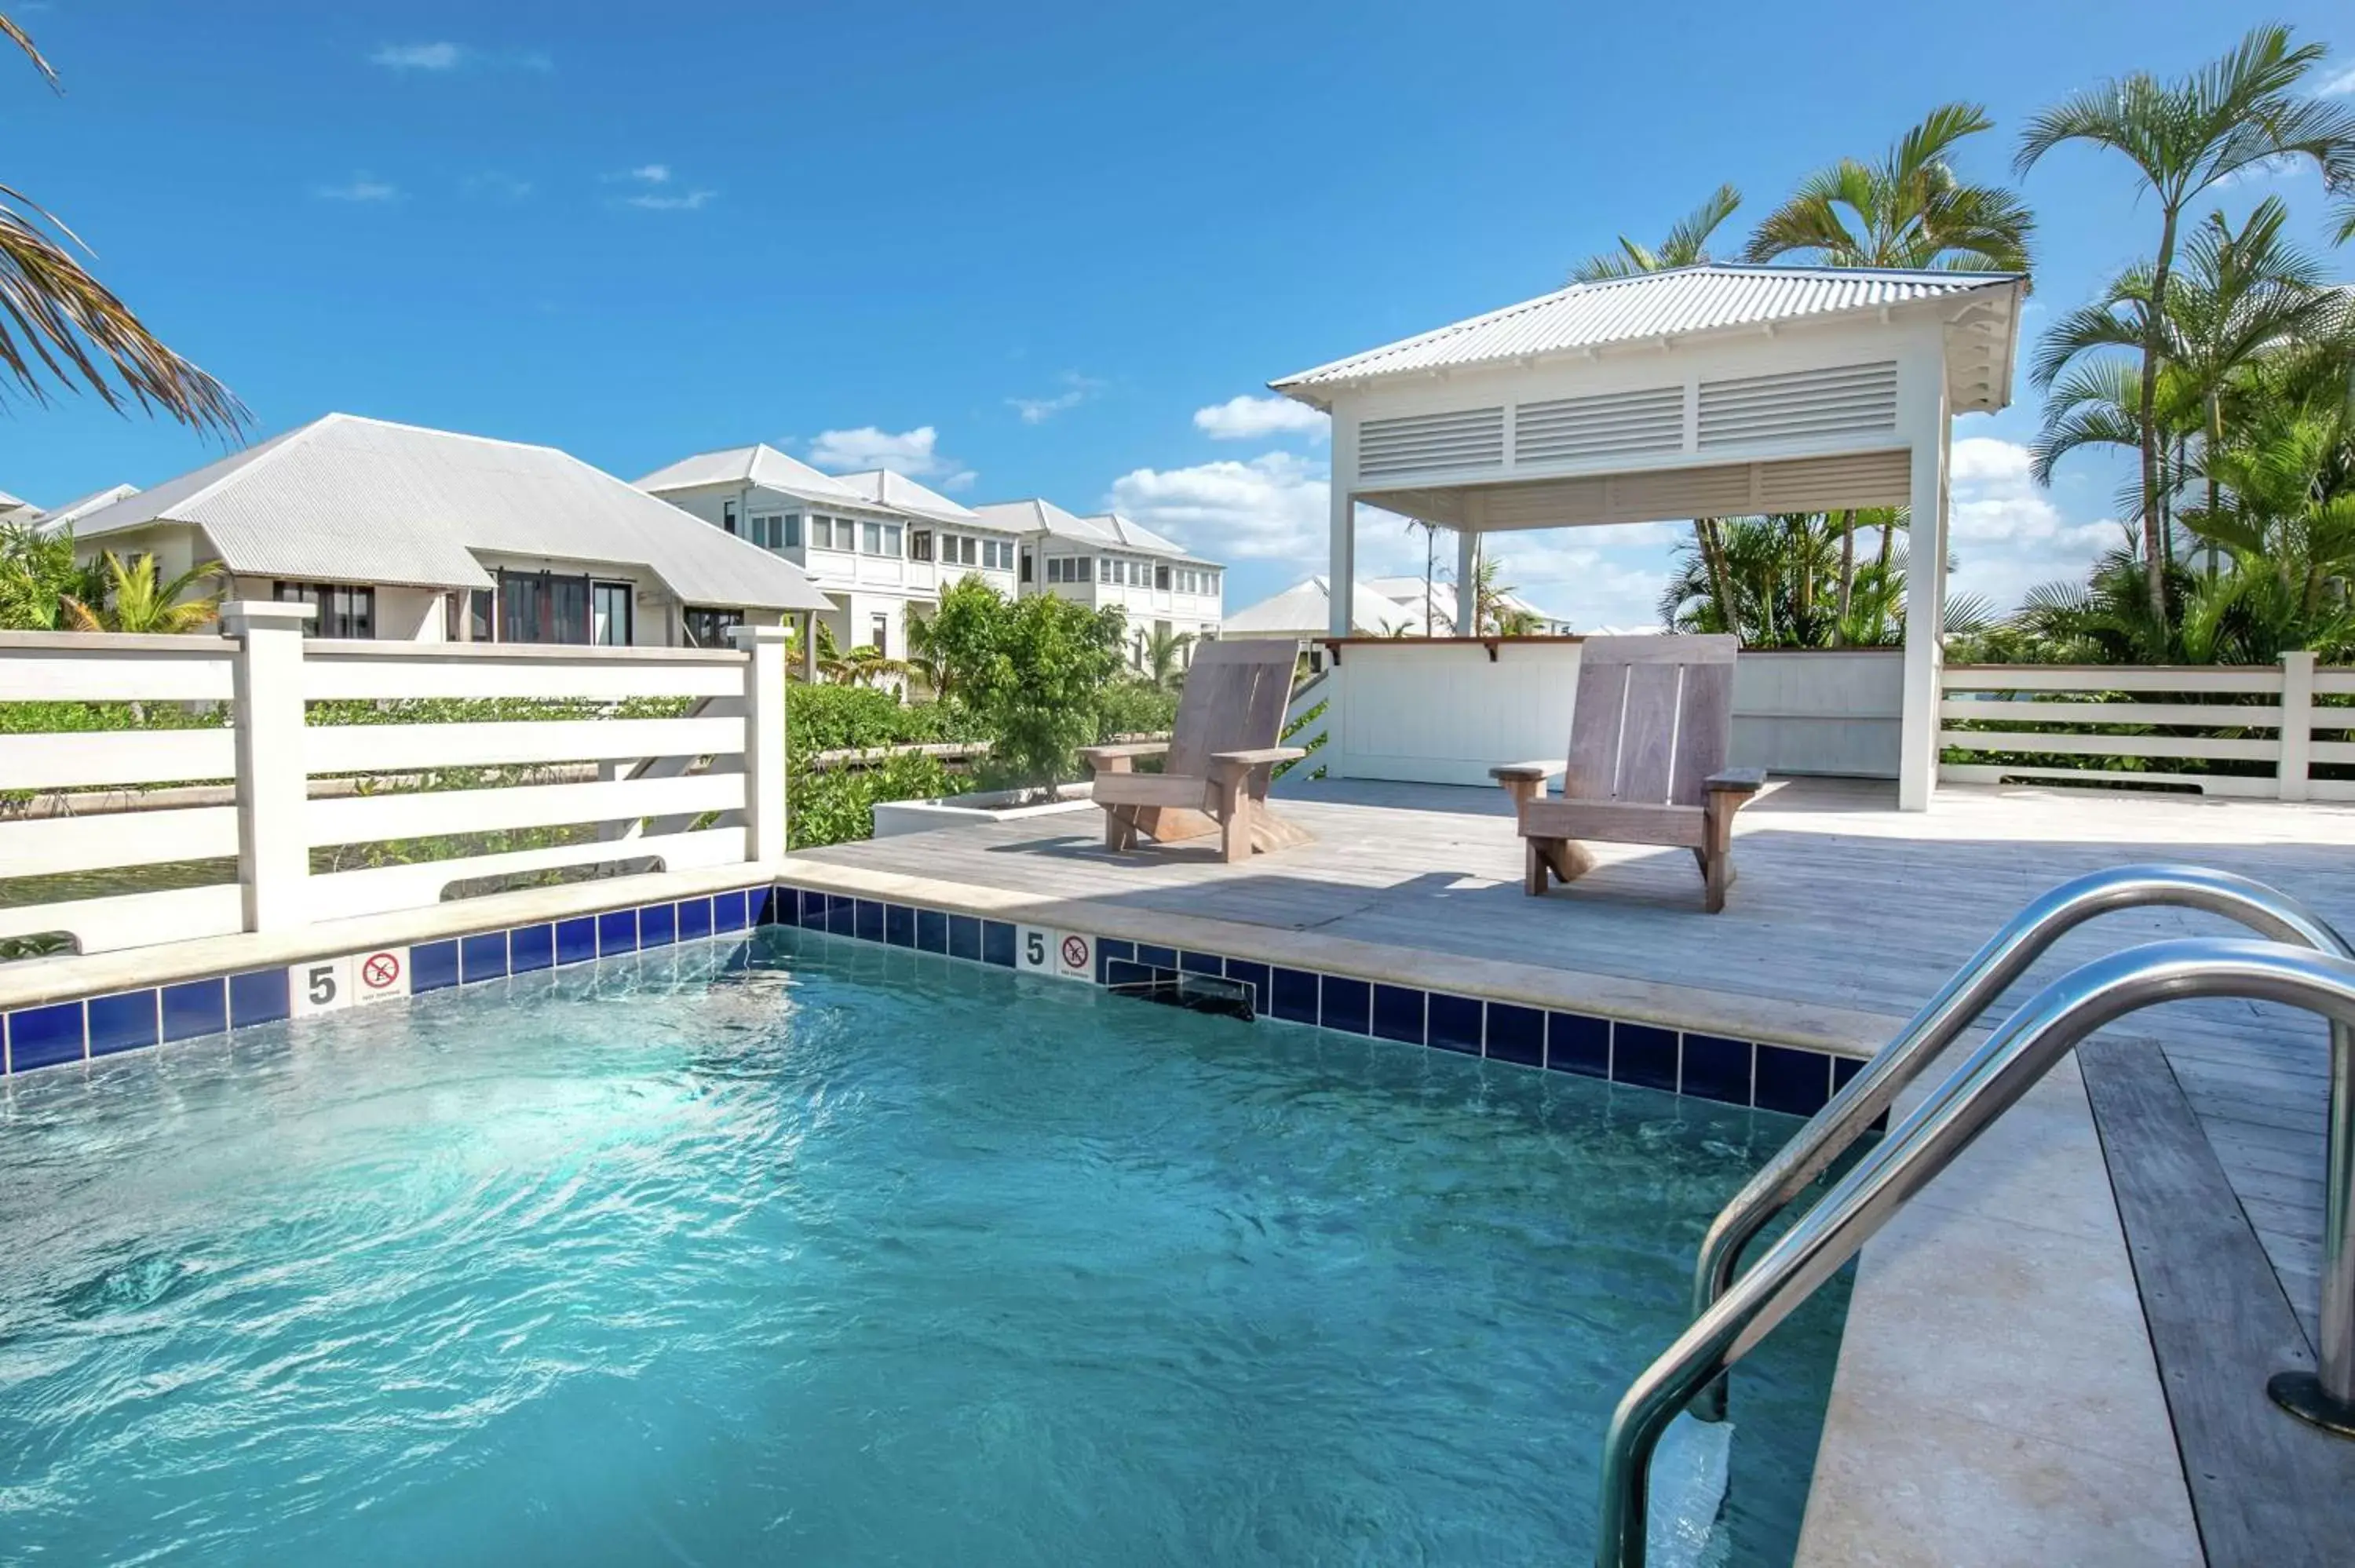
left=1939, top=652, right=2345, bottom=801
left=0, top=604, right=788, bottom=956
left=1730, top=650, right=1904, bottom=779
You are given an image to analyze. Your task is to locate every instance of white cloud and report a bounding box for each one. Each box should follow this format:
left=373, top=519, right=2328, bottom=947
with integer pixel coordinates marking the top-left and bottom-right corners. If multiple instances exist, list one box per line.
left=612, top=163, right=671, bottom=185
left=371, top=42, right=463, bottom=71
left=313, top=174, right=400, bottom=202
left=1192, top=395, right=1328, bottom=441
left=1008, top=372, right=1104, bottom=425
left=1944, top=435, right=2120, bottom=612
left=625, top=189, right=716, bottom=211
left=2322, top=64, right=2355, bottom=97
left=807, top=425, right=975, bottom=490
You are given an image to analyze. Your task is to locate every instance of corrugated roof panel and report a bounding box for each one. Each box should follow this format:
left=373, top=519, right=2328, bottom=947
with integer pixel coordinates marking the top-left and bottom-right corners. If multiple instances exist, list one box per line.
left=1273, top=264, right=2018, bottom=392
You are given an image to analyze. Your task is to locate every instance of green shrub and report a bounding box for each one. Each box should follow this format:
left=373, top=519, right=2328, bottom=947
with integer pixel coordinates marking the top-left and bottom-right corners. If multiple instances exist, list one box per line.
left=788, top=750, right=950, bottom=849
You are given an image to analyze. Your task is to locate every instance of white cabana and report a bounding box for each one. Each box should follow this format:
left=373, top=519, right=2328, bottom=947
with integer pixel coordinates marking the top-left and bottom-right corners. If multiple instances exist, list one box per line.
left=1272, top=263, right=2026, bottom=810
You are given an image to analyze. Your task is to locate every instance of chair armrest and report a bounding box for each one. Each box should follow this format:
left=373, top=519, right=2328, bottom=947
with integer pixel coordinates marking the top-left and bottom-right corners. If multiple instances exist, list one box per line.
left=1488, top=761, right=1558, bottom=782
left=1208, top=746, right=1308, bottom=771
left=1079, top=741, right=1171, bottom=770
left=1704, top=767, right=1769, bottom=793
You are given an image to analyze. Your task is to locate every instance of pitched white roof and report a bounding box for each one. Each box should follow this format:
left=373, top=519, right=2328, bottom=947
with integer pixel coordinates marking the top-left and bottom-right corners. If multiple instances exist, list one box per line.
left=823, top=469, right=987, bottom=528
left=634, top=443, right=873, bottom=510
left=1224, top=576, right=1415, bottom=636
left=972, top=498, right=1216, bottom=564
left=0, top=488, right=36, bottom=518
left=40, top=483, right=141, bottom=532
left=1272, top=263, right=2024, bottom=406
left=1364, top=576, right=1568, bottom=633
left=72, top=414, right=833, bottom=612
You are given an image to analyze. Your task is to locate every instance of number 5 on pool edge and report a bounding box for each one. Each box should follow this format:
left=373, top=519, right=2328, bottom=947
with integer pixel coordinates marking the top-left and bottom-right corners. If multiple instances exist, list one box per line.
left=1017, top=925, right=1057, bottom=974
left=290, top=956, right=352, bottom=1018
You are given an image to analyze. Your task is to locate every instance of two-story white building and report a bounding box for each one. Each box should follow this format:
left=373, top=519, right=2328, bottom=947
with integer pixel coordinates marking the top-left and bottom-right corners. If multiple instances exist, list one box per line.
left=973, top=498, right=1225, bottom=667
left=633, top=445, right=1023, bottom=659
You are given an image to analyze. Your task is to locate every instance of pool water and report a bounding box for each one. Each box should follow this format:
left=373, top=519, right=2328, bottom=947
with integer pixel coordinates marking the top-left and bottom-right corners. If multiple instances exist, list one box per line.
left=0, top=928, right=1849, bottom=1566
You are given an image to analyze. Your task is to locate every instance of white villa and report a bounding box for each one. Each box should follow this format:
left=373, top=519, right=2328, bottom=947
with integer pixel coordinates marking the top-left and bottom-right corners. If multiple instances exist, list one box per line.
left=972, top=498, right=1225, bottom=665
left=66, top=414, right=831, bottom=645
left=633, top=444, right=1024, bottom=662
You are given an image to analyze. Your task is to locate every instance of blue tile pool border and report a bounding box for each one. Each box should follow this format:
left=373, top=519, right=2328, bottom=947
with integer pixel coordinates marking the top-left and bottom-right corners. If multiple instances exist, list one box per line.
left=0, top=877, right=1861, bottom=1118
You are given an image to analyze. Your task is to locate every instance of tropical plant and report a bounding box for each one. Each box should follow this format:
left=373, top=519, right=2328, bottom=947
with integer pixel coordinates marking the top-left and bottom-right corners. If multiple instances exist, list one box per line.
left=1657, top=513, right=1916, bottom=647
left=0, top=15, right=244, bottom=436
left=59, top=549, right=222, bottom=633
left=922, top=578, right=1126, bottom=793
left=0, top=516, right=97, bottom=628
left=904, top=609, right=951, bottom=697
left=1571, top=184, right=1743, bottom=283
left=1140, top=624, right=1194, bottom=689
left=2016, top=23, right=2355, bottom=640
left=2178, top=407, right=2355, bottom=659
left=1744, top=102, right=2033, bottom=633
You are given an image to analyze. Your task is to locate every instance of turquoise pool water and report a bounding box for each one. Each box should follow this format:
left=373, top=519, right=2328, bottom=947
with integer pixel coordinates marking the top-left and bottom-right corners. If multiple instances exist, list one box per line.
left=0, top=928, right=1849, bottom=1566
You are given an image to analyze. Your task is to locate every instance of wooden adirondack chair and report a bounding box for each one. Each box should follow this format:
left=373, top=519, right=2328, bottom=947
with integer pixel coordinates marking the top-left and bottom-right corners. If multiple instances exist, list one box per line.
left=1080, top=639, right=1309, bottom=863
left=1490, top=635, right=1765, bottom=913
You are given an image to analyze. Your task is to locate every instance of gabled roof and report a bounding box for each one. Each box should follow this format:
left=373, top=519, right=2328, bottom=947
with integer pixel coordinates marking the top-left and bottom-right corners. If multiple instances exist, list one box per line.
left=634, top=443, right=874, bottom=510
left=72, top=414, right=833, bottom=612
left=0, top=488, right=36, bottom=517
left=824, top=469, right=986, bottom=528
left=40, top=483, right=141, bottom=532
left=1224, top=576, right=1415, bottom=636
left=1272, top=263, right=2025, bottom=409
left=1363, top=576, right=1568, bottom=633
left=971, top=498, right=1216, bottom=564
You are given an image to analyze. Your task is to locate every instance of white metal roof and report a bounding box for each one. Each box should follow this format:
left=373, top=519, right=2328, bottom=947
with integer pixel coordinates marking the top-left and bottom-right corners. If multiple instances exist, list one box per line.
left=972, top=498, right=1217, bottom=564
left=1224, top=576, right=1416, bottom=636
left=71, top=414, right=834, bottom=612
left=1363, top=576, right=1568, bottom=633
left=1272, top=264, right=2025, bottom=408
left=823, top=469, right=990, bottom=529
left=39, top=483, right=141, bottom=533
left=634, top=443, right=874, bottom=510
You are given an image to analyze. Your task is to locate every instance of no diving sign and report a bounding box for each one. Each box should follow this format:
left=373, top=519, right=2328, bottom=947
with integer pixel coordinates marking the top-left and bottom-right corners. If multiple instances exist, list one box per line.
left=356, top=950, right=409, bottom=1005
left=1017, top=926, right=1094, bottom=983
left=288, top=948, right=410, bottom=1018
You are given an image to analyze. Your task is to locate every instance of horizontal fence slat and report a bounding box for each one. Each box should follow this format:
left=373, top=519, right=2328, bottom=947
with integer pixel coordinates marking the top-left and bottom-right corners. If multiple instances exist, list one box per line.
left=305, top=771, right=743, bottom=847
left=1937, top=699, right=2284, bottom=729
left=2309, top=741, right=2355, bottom=765
left=2313, top=669, right=2355, bottom=695
left=1937, top=762, right=2281, bottom=798
left=0, top=804, right=239, bottom=877
left=0, top=882, right=243, bottom=954
left=0, top=647, right=234, bottom=702
left=304, top=715, right=745, bottom=774
left=1941, top=665, right=2284, bottom=695
left=1940, top=728, right=2280, bottom=762
left=301, top=658, right=743, bottom=702
left=306, top=827, right=747, bottom=921
left=0, top=728, right=237, bottom=790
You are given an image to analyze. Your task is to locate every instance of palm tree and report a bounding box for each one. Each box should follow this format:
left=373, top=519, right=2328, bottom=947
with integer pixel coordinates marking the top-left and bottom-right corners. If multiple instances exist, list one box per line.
left=0, top=16, right=244, bottom=436
left=904, top=610, right=950, bottom=697
left=0, top=516, right=98, bottom=628
left=1141, top=625, right=1194, bottom=689
left=1744, top=102, right=2035, bottom=636
left=2179, top=407, right=2355, bottom=658
left=2016, top=23, right=2355, bottom=642
left=60, top=549, right=222, bottom=633
left=1569, top=184, right=1742, bottom=283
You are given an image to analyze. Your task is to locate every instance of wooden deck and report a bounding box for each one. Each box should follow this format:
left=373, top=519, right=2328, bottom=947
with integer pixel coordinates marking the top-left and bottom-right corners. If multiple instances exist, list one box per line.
left=803, top=775, right=2355, bottom=1345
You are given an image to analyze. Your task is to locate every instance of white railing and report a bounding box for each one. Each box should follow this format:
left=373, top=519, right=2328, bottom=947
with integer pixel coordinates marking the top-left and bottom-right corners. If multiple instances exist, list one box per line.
left=0, top=604, right=789, bottom=956
left=1939, top=651, right=2345, bottom=802
left=1282, top=670, right=1331, bottom=760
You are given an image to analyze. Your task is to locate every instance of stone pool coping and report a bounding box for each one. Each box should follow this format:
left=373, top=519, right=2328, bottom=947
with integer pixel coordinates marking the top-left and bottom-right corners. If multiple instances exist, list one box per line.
left=0, top=852, right=2205, bottom=1564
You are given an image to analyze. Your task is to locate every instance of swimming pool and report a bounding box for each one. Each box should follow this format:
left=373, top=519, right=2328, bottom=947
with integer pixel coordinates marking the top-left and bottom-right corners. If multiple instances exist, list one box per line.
left=0, top=925, right=1849, bottom=1565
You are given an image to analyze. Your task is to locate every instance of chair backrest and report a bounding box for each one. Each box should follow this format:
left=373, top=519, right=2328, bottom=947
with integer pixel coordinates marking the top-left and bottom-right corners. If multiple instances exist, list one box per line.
left=1166, top=638, right=1298, bottom=778
left=1562, top=635, right=1738, bottom=807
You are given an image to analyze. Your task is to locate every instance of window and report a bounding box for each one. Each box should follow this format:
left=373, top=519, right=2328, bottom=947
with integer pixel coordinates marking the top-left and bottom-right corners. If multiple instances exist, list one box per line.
left=1155, top=563, right=1170, bottom=590
left=1098, top=557, right=1115, bottom=585
left=885, top=523, right=904, bottom=556
left=984, top=539, right=1013, bottom=571
left=909, top=529, right=933, bottom=563
left=862, top=521, right=885, bottom=556
left=1020, top=548, right=1034, bottom=583
left=783, top=515, right=802, bottom=549
left=722, top=500, right=739, bottom=536
left=681, top=607, right=742, bottom=649
left=274, top=580, right=375, bottom=639
left=498, top=570, right=591, bottom=644
left=870, top=613, right=889, bottom=654
left=591, top=581, right=633, bottom=646
left=809, top=516, right=834, bottom=550
left=468, top=589, right=494, bottom=642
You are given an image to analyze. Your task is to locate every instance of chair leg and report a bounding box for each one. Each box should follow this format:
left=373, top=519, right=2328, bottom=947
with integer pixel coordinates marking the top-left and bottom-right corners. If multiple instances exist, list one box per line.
left=1701, top=794, right=1737, bottom=913
left=1525, top=839, right=1549, bottom=896
left=1216, top=773, right=1251, bottom=864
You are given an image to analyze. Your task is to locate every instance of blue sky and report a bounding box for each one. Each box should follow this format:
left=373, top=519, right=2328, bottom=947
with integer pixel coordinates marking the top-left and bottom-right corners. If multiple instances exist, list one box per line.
left=5, top=2, right=2351, bottom=626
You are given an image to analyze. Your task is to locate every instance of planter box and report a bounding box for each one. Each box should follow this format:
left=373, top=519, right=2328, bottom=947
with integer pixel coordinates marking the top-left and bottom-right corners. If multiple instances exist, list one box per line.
left=871, top=782, right=1097, bottom=838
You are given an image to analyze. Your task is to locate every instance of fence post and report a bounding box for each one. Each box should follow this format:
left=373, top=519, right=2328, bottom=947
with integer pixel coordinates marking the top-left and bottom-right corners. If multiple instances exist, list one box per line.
left=221, top=601, right=315, bottom=932
left=2281, top=651, right=2317, bottom=804
left=732, top=622, right=790, bottom=864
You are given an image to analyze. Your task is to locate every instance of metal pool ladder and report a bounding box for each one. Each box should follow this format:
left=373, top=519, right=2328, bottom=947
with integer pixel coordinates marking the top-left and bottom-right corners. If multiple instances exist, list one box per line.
left=1592, top=866, right=2355, bottom=1568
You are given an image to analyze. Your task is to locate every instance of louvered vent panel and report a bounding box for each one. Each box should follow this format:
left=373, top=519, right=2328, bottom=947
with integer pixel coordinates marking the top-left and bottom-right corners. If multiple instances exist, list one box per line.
left=1359, top=407, right=1505, bottom=479
left=1756, top=449, right=1911, bottom=511
left=1697, top=362, right=1897, bottom=450
left=1513, top=386, right=1685, bottom=468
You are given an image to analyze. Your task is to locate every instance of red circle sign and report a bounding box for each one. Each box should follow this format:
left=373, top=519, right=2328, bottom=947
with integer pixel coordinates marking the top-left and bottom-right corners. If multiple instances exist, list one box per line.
left=361, top=952, right=402, bottom=990
left=1061, top=934, right=1090, bottom=970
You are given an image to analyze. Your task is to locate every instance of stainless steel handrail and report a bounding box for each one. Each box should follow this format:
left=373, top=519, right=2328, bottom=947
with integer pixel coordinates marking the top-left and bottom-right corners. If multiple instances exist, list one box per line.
left=1596, top=936, right=2355, bottom=1568
left=1689, top=863, right=2354, bottom=1423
